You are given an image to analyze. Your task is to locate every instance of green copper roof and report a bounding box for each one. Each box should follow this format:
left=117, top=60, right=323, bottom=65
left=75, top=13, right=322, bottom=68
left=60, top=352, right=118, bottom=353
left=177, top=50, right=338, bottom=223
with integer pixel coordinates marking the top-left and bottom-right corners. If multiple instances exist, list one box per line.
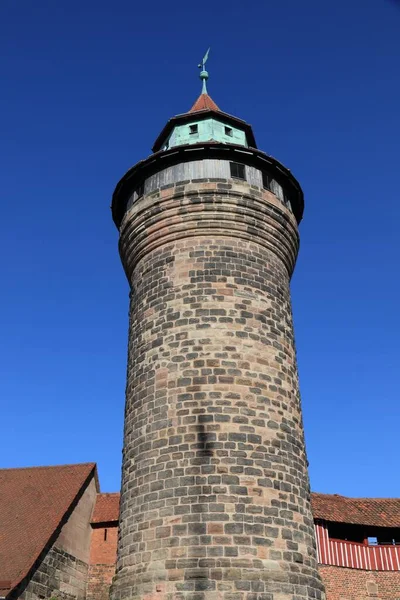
left=161, top=118, right=248, bottom=150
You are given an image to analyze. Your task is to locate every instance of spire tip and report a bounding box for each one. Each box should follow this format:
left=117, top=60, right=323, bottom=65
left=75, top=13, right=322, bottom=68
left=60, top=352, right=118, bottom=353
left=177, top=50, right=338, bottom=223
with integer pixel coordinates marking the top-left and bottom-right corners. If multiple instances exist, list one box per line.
left=198, top=48, right=211, bottom=95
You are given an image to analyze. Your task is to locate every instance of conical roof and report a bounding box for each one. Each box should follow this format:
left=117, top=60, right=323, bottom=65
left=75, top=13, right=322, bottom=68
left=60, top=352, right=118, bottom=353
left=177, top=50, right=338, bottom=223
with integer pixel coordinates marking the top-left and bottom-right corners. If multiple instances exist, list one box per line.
left=189, top=93, right=220, bottom=113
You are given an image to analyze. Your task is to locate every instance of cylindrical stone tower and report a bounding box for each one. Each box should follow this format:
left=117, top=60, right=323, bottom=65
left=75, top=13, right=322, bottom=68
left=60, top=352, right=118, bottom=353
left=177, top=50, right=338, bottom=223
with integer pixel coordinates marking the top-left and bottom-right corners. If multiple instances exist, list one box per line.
left=111, top=80, right=325, bottom=600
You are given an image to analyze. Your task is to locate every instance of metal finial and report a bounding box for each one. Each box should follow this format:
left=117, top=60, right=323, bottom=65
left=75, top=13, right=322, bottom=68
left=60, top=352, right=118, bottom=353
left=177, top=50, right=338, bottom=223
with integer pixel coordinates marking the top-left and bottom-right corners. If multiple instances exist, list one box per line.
left=198, top=48, right=210, bottom=94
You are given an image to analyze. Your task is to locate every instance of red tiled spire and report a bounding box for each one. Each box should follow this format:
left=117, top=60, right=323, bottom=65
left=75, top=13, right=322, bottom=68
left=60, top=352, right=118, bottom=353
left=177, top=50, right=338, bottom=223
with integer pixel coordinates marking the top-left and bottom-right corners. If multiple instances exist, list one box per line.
left=189, top=93, right=220, bottom=113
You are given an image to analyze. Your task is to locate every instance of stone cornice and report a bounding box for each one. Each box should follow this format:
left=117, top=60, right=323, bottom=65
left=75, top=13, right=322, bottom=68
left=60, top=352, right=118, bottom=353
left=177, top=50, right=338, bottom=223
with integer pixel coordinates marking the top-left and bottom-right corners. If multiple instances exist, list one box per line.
left=119, top=181, right=300, bottom=282
left=112, top=143, right=304, bottom=228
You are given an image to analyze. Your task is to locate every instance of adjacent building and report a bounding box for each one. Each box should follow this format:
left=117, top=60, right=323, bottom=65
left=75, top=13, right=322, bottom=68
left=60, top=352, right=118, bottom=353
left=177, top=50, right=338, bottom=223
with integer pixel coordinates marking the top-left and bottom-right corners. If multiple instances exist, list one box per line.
left=1, top=463, right=399, bottom=600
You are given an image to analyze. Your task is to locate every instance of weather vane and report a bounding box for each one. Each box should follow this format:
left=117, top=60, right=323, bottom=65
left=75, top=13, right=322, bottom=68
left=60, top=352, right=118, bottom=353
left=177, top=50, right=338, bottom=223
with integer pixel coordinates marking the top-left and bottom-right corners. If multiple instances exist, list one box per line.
left=198, top=48, right=210, bottom=94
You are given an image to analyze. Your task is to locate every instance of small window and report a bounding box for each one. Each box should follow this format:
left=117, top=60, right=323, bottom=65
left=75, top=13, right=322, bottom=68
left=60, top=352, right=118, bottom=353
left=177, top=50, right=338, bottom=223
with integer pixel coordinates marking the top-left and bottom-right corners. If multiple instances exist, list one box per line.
left=230, top=162, right=246, bottom=180
left=136, top=183, right=144, bottom=198
left=262, top=171, right=271, bottom=190
left=225, top=126, right=233, bottom=137
left=104, top=528, right=108, bottom=541
left=189, top=124, right=198, bottom=135
left=284, top=192, right=292, bottom=210
left=368, top=536, right=378, bottom=546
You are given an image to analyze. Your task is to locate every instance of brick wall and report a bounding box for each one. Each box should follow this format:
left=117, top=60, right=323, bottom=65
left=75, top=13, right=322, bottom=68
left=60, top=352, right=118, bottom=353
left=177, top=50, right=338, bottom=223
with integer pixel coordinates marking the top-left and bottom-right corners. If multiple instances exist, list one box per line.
left=320, top=565, right=400, bottom=599
left=89, top=525, right=118, bottom=566
left=111, top=179, right=325, bottom=600
left=87, top=525, right=118, bottom=600
left=86, top=565, right=116, bottom=600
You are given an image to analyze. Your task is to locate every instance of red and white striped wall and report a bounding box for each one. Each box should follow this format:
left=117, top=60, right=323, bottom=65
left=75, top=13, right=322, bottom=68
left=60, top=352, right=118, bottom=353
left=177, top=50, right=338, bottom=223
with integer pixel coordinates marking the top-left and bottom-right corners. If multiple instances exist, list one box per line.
left=315, top=520, right=400, bottom=571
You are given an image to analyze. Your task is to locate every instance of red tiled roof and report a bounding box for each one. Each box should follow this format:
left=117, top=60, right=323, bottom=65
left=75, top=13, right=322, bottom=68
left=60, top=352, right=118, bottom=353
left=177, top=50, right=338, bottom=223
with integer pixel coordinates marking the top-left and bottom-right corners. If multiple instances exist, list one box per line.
left=189, top=93, right=220, bottom=113
left=91, top=493, right=120, bottom=524
left=0, top=463, right=96, bottom=595
left=311, top=493, right=400, bottom=528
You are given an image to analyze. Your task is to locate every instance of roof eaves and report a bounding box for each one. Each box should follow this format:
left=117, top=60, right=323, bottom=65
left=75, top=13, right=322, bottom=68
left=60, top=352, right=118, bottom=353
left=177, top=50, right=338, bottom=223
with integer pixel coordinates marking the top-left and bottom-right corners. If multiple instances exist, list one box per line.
left=0, top=583, right=11, bottom=599
left=112, top=142, right=304, bottom=227
left=311, top=492, right=400, bottom=527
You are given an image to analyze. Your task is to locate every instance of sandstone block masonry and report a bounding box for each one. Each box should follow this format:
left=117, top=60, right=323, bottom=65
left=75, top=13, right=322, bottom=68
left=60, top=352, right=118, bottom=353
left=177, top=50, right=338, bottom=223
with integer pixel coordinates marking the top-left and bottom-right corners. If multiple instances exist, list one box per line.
left=8, top=546, right=87, bottom=600
left=111, top=179, right=325, bottom=600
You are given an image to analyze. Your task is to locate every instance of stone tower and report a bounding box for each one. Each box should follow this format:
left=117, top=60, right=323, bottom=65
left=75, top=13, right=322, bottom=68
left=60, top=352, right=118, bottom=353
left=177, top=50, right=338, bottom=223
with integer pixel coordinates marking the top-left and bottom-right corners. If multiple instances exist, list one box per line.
left=110, top=63, right=325, bottom=600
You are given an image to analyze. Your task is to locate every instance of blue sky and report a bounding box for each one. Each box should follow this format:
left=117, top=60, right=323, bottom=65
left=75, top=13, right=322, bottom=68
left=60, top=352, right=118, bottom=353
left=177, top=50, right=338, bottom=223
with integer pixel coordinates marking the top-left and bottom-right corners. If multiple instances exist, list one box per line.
left=1, top=0, right=399, bottom=496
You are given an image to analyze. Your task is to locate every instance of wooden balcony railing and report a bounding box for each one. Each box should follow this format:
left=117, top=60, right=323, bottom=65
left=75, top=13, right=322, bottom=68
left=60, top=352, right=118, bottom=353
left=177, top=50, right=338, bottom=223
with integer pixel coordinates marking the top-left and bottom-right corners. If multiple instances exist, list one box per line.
left=315, top=521, right=400, bottom=571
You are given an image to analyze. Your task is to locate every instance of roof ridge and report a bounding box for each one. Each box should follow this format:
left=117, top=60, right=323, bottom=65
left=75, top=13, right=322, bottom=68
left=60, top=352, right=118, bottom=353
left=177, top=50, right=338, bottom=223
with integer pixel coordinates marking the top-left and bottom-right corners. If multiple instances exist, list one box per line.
left=0, top=462, right=96, bottom=473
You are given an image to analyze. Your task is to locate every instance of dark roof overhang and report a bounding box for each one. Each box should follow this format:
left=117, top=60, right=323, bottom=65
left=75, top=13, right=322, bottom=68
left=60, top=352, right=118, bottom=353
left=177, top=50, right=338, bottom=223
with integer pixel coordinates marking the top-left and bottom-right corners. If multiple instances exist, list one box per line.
left=152, top=109, right=257, bottom=153
left=111, top=142, right=304, bottom=228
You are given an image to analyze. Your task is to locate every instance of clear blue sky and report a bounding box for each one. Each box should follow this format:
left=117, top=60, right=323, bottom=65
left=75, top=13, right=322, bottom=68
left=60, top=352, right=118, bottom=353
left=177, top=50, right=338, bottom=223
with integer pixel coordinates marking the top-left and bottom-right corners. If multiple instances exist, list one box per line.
left=1, top=0, right=399, bottom=496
